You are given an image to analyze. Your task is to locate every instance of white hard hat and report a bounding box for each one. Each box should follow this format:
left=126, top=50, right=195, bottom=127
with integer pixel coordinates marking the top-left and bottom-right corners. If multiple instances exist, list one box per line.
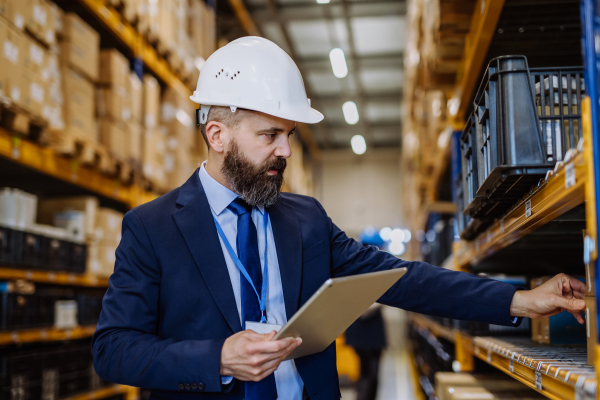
left=190, top=36, right=324, bottom=125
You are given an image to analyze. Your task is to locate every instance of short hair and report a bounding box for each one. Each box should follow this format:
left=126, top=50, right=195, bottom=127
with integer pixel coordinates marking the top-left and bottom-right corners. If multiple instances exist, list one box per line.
left=199, top=106, right=254, bottom=150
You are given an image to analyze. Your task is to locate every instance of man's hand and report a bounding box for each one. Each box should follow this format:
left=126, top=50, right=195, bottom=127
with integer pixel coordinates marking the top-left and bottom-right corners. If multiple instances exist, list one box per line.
left=510, top=273, right=586, bottom=323
left=220, top=330, right=302, bottom=382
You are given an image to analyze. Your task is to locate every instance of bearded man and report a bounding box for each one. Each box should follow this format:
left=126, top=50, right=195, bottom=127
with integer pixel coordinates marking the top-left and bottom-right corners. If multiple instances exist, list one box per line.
left=92, top=37, right=587, bottom=400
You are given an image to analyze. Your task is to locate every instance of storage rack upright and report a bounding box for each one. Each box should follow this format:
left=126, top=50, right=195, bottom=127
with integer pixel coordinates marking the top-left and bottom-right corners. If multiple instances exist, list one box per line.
left=402, top=0, right=600, bottom=399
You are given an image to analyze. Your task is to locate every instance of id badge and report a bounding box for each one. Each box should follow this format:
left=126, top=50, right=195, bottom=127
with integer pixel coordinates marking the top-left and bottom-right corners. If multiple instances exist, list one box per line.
left=246, top=321, right=283, bottom=334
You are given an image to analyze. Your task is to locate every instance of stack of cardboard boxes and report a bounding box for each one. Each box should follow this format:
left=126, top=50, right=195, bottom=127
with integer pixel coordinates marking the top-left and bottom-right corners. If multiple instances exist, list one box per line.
left=97, top=49, right=131, bottom=161
left=59, top=13, right=98, bottom=142
left=161, top=86, right=205, bottom=188
left=142, top=74, right=167, bottom=190
left=0, top=0, right=58, bottom=130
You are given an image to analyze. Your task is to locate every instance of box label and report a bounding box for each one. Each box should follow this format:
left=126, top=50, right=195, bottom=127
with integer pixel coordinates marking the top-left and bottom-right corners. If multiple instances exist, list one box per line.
left=30, top=43, right=44, bottom=66
left=4, top=40, right=19, bottom=65
left=525, top=200, right=532, bottom=218
left=31, top=82, right=44, bottom=103
left=33, top=5, right=47, bottom=25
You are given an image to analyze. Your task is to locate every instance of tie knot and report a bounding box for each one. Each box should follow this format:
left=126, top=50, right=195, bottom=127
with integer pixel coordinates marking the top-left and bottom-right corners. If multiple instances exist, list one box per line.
left=228, top=197, right=253, bottom=216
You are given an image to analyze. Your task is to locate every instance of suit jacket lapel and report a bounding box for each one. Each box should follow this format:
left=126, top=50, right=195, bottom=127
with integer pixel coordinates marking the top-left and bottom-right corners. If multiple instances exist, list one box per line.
left=172, top=170, right=242, bottom=333
left=269, top=198, right=303, bottom=321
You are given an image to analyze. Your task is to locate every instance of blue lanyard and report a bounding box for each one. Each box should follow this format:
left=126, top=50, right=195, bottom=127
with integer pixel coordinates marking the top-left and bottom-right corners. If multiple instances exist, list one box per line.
left=212, top=208, right=269, bottom=323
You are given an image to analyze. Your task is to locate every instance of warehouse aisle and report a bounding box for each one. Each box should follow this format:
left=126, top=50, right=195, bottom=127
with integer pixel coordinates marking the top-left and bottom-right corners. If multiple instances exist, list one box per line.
left=341, top=309, right=416, bottom=400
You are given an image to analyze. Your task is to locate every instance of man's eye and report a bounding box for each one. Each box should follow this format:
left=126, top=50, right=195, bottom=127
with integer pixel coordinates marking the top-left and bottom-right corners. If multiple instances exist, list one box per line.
left=265, top=134, right=276, bottom=139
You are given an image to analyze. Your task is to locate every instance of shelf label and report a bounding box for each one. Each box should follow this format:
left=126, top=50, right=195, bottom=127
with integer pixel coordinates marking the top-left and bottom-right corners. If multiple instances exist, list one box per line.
left=487, top=348, right=492, bottom=363
left=525, top=200, right=532, bottom=218
left=535, top=371, right=542, bottom=390
left=565, top=163, right=576, bottom=188
left=500, top=219, right=505, bottom=234
left=509, top=359, right=514, bottom=373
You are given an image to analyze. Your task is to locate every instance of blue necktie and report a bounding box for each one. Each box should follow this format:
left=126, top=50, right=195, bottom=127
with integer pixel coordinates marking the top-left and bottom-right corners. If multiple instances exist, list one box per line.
left=227, top=198, right=278, bottom=400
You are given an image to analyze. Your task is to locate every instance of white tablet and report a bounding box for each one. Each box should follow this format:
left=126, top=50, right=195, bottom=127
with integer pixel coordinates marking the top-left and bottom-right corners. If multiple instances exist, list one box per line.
left=273, top=267, right=407, bottom=360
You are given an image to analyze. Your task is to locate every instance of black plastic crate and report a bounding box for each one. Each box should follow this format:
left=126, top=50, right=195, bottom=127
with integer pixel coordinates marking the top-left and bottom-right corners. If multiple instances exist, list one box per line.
left=18, top=232, right=45, bottom=269
left=461, top=112, right=484, bottom=216
left=69, top=242, right=87, bottom=273
left=43, top=237, right=70, bottom=271
left=0, top=226, right=17, bottom=264
left=465, top=55, right=584, bottom=219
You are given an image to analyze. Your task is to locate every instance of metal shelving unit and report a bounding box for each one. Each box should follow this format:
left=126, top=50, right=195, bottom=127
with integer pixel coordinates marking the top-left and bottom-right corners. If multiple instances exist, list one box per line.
left=0, top=267, right=109, bottom=287
left=409, top=315, right=598, bottom=400
left=0, top=325, right=97, bottom=345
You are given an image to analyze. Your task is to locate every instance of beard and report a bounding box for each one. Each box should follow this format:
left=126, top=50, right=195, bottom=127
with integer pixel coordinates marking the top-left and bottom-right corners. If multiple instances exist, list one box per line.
left=221, top=139, right=286, bottom=208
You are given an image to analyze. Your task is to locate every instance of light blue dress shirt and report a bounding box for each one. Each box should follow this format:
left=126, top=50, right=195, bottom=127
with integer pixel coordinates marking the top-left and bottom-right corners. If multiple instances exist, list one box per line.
left=199, top=163, right=304, bottom=399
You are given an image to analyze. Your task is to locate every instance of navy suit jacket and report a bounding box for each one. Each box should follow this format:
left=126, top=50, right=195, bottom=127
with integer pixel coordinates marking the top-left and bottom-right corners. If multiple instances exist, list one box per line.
left=92, top=169, right=518, bottom=400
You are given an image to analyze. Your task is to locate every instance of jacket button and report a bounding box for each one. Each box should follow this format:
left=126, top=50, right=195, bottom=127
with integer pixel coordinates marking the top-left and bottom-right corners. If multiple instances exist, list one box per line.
left=185, top=383, right=191, bottom=390
left=191, top=383, right=198, bottom=390
left=178, top=383, right=184, bottom=390
left=198, top=382, right=205, bottom=390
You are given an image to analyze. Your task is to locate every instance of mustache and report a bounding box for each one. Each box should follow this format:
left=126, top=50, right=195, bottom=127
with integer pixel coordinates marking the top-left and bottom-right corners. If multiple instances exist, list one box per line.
left=261, top=157, right=287, bottom=173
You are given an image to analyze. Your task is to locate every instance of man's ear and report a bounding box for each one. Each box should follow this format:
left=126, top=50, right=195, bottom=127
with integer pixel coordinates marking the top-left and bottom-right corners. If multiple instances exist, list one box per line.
left=206, top=121, right=226, bottom=153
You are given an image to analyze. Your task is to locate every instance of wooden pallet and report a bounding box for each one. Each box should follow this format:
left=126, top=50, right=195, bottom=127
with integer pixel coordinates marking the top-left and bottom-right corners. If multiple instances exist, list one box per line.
left=48, top=131, right=115, bottom=175
left=0, top=97, right=48, bottom=145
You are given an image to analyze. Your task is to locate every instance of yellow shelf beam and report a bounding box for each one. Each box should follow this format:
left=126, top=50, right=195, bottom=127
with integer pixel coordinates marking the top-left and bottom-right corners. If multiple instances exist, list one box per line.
left=472, top=337, right=596, bottom=400
left=77, top=0, right=191, bottom=100
left=455, top=151, right=587, bottom=269
left=409, top=316, right=598, bottom=400
left=0, top=267, right=109, bottom=287
left=0, top=127, right=153, bottom=209
left=0, top=325, right=97, bottom=345
left=62, top=385, right=136, bottom=400
left=451, top=0, right=505, bottom=126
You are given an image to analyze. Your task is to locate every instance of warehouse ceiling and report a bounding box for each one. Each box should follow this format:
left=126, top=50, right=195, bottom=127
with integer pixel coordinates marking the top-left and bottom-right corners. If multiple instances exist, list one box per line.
left=216, top=0, right=406, bottom=149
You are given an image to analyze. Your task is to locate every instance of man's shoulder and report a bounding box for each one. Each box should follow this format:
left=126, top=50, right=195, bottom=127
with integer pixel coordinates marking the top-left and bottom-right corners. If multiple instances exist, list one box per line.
left=129, top=187, right=181, bottom=220
left=279, top=192, right=324, bottom=214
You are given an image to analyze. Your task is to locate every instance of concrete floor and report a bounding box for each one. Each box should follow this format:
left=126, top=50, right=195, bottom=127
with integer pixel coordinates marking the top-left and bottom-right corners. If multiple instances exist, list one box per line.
left=340, top=308, right=417, bottom=400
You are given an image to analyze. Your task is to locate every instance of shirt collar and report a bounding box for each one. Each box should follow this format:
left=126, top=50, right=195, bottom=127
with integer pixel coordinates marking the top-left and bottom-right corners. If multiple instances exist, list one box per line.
left=198, top=162, right=264, bottom=215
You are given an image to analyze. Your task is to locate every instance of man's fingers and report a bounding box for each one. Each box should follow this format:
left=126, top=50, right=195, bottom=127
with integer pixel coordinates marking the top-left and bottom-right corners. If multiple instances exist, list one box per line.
left=569, top=310, right=585, bottom=324
left=248, top=337, right=298, bottom=355
left=568, top=276, right=587, bottom=294
left=553, top=295, right=585, bottom=312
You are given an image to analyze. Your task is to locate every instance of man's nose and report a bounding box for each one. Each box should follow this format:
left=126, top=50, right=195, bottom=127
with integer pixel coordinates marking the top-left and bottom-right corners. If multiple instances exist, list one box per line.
left=274, top=137, right=292, bottom=159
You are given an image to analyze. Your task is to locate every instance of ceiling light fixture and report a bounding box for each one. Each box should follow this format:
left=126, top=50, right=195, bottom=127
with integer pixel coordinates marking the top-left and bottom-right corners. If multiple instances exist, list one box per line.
left=316, top=0, right=330, bottom=3
left=329, top=48, right=348, bottom=78
left=343, top=101, right=359, bottom=125
left=351, top=135, right=367, bottom=155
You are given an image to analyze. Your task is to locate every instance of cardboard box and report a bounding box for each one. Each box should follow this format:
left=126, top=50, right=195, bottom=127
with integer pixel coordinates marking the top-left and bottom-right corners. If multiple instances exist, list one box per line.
left=87, top=241, right=117, bottom=278
left=447, top=387, right=543, bottom=400
left=21, top=68, right=45, bottom=117
left=62, top=67, right=95, bottom=140
left=143, top=74, right=160, bottom=129
left=99, top=119, right=129, bottom=160
left=94, top=207, right=123, bottom=245
left=37, top=196, right=99, bottom=239
left=0, top=19, right=25, bottom=106
left=127, top=120, right=142, bottom=162
left=128, top=72, right=142, bottom=122
left=99, top=49, right=129, bottom=89
left=60, top=13, right=99, bottom=82
left=531, top=277, right=587, bottom=344
left=586, top=296, right=597, bottom=365
left=23, top=34, right=45, bottom=74
left=142, top=128, right=167, bottom=189
left=96, top=87, right=131, bottom=122
left=11, top=0, right=52, bottom=44
left=435, top=373, right=529, bottom=400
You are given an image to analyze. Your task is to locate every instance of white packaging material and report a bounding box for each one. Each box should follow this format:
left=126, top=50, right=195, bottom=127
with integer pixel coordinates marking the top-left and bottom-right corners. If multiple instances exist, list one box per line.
left=53, top=211, right=86, bottom=243
left=0, top=188, right=17, bottom=228
left=54, top=300, right=78, bottom=329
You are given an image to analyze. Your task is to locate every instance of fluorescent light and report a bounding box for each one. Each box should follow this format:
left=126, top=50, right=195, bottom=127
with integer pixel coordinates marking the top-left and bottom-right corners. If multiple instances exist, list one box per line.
left=389, top=241, right=405, bottom=256
left=379, top=227, right=392, bottom=241
left=402, top=229, right=412, bottom=243
left=316, top=0, right=330, bottom=3
left=329, top=48, right=348, bottom=78
left=351, top=135, right=366, bottom=155
left=343, top=101, right=359, bottom=125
